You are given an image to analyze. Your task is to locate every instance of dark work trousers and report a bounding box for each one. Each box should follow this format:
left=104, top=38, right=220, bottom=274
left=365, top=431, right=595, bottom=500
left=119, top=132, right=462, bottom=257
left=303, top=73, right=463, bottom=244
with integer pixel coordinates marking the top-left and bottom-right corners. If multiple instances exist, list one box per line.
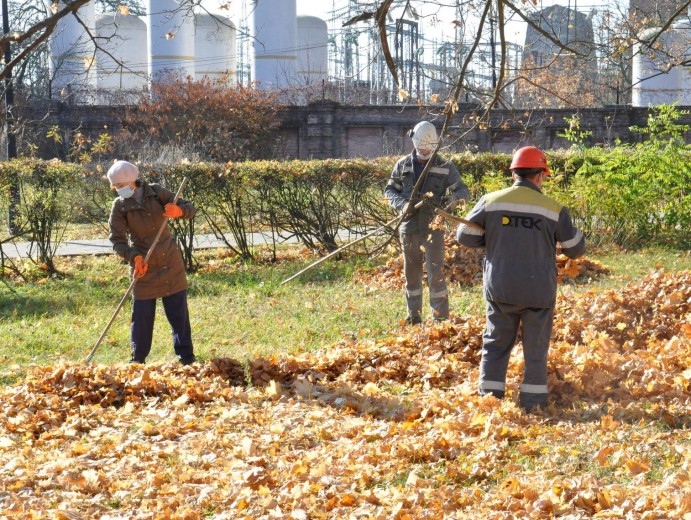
left=401, top=228, right=449, bottom=321
left=479, top=300, right=554, bottom=410
left=130, top=289, right=194, bottom=363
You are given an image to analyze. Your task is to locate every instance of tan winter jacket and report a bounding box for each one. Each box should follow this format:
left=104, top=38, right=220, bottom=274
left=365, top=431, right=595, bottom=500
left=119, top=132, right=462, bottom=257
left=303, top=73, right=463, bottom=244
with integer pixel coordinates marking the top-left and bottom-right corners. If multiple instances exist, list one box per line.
left=109, top=182, right=196, bottom=300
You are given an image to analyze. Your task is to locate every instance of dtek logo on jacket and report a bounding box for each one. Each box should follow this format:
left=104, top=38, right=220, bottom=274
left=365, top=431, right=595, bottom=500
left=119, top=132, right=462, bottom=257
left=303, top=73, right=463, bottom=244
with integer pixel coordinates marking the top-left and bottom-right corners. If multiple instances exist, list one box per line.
left=502, top=215, right=543, bottom=230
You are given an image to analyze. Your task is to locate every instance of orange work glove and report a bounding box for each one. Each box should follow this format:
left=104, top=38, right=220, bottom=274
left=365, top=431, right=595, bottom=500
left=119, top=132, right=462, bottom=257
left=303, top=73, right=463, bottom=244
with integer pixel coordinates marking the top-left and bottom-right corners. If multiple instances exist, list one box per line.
left=133, top=255, right=148, bottom=279
left=163, top=203, right=183, bottom=218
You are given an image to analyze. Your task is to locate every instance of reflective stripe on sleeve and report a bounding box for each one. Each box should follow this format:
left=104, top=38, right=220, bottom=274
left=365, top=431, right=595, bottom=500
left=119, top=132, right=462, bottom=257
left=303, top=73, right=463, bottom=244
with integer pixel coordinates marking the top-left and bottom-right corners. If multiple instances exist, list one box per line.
left=561, top=229, right=583, bottom=249
left=520, top=383, right=548, bottom=394
left=486, top=201, right=560, bottom=222
left=460, top=225, right=483, bottom=236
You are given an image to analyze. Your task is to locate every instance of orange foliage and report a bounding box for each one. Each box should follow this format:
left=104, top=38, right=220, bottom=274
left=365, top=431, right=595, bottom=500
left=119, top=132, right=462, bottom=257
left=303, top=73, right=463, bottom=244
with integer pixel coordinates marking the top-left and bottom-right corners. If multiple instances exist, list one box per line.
left=1, top=271, right=690, bottom=518
left=122, top=75, right=280, bottom=162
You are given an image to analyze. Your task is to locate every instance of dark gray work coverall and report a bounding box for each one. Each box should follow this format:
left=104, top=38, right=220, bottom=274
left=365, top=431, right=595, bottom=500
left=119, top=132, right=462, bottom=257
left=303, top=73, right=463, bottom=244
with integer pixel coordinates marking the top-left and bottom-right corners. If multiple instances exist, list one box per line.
left=456, top=179, right=585, bottom=409
left=385, top=151, right=470, bottom=321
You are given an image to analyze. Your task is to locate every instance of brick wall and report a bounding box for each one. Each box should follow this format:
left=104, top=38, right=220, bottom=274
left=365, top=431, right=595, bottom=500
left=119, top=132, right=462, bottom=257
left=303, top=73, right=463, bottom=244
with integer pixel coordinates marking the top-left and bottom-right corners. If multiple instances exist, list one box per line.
left=12, top=100, right=691, bottom=161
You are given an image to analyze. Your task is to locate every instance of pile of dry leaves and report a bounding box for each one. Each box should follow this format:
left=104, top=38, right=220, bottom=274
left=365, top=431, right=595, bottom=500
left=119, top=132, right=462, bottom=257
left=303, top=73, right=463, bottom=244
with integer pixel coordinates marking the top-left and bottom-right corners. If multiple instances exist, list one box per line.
left=1, top=271, right=689, bottom=519
left=356, top=234, right=609, bottom=290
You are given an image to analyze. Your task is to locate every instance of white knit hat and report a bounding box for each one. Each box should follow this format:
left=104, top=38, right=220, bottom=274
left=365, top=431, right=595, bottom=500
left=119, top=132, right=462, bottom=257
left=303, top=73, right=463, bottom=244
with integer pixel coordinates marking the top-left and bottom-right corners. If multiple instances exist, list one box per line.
left=107, top=161, right=139, bottom=185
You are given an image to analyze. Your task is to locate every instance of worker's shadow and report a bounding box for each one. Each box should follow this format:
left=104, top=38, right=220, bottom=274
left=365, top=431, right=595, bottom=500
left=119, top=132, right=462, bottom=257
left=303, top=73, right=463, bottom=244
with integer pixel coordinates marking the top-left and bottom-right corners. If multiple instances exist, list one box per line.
left=205, top=356, right=425, bottom=422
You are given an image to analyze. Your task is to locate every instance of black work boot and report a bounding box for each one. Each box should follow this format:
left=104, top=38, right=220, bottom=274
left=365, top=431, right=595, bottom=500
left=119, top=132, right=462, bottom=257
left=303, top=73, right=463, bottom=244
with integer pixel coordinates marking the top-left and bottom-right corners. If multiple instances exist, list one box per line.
left=405, top=315, right=422, bottom=325
left=180, top=355, right=197, bottom=366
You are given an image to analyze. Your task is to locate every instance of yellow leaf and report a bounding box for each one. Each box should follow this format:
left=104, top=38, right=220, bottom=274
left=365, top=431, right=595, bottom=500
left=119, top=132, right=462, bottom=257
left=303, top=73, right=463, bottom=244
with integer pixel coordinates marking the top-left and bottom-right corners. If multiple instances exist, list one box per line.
left=266, top=379, right=283, bottom=397
left=172, top=393, right=189, bottom=407
left=593, top=446, right=613, bottom=466
left=117, top=5, right=130, bottom=15
left=625, top=458, right=650, bottom=476
left=597, top=489, right=613, bottom=509
left=362, top=382, right=379, bottom=396
left=470, top=413, right=487, bottom=427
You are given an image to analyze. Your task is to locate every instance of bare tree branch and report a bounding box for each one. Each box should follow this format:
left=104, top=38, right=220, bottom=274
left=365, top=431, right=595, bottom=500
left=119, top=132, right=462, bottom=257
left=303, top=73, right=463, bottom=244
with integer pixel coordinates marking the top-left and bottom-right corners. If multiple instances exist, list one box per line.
left=0, top=0, right=91, bottom=80
left=375, top=0, right=398, bottom=86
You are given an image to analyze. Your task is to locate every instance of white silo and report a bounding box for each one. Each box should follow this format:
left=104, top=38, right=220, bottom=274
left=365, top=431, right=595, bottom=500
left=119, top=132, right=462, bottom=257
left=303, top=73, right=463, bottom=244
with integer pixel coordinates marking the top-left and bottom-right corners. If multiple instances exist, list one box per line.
left=47, top=1, right=96, bottom=103
left=95, top=12, right=148, bottom=103
left=251, top=0, right=297, bottom=89
left=195, top=13, right=237, bottom=83
left=632, top=20, right=691, bottom=106
left=676, top=19, right=691, bottom=105
left=296, top=16, right=328, bottom=85
left=146, top=0, right=195, bottom=81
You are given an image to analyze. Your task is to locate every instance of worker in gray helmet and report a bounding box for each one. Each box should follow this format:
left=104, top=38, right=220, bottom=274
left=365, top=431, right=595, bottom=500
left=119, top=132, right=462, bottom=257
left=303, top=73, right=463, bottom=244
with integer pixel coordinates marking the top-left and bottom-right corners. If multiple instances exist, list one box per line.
left=456, top=146, right=585, bottom=411
left=385, top=121, right=470, bottom=325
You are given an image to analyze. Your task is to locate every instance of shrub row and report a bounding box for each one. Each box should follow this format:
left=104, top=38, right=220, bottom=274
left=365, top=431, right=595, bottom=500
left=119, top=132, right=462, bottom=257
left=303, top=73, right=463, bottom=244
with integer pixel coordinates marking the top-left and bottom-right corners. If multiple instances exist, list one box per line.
left=0, top=142, right=689, bottom=276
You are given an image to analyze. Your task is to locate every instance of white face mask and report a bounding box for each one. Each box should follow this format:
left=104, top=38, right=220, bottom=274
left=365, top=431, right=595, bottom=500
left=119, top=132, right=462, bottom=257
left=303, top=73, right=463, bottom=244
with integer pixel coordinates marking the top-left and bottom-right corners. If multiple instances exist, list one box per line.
left=116, top=186, right=135, bottom=198
left=416, top=149, right=433, bottom=160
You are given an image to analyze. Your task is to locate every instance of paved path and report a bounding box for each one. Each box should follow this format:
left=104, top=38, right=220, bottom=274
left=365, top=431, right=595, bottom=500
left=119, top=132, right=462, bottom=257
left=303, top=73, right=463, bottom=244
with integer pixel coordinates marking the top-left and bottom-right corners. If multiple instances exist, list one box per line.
left=1, top=230, right=369, bottom=259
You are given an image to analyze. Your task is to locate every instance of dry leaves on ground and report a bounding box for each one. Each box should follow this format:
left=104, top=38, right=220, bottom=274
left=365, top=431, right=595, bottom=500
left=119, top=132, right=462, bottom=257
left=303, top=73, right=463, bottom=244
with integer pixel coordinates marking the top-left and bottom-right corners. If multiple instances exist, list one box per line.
left=1, top=271, right=690, bottom=519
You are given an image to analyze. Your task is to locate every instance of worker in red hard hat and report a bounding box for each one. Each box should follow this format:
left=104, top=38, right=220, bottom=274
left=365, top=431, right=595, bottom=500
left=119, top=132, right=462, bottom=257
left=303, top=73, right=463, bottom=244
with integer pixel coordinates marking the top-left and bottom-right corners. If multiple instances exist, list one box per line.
left=456, top=146, right=585, bottom=412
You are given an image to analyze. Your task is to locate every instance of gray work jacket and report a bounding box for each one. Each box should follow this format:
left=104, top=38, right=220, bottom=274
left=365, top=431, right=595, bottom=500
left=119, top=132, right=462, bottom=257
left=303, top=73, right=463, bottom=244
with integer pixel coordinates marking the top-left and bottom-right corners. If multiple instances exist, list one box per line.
left=385, top=151, right=470, bottom=234
left=456, top=179, right=585, bottom=308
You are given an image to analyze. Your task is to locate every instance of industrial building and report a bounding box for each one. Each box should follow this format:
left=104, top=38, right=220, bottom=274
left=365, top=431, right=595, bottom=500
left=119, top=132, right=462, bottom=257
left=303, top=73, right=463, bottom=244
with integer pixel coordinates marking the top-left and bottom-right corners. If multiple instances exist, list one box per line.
left=46, top=0, right=691, bottom=108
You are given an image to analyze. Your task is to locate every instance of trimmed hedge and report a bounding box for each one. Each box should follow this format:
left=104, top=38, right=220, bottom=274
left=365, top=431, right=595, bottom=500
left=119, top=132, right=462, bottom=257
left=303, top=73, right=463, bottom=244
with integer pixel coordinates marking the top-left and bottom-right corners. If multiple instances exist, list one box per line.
left=0, top=143, right=689, bottom=275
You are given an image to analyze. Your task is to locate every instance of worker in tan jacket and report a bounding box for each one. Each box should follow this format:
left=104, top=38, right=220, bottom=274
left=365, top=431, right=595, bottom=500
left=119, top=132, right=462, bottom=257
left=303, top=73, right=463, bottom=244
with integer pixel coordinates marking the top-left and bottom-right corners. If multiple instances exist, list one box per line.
left=107, top=161, right=197, bottom=365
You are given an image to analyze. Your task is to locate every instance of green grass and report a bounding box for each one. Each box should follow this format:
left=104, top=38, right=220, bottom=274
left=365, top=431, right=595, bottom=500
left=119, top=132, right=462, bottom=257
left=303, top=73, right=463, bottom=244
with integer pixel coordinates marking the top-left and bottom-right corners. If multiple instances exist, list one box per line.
left=0, top=244, right=689, bottom=378
left=0, top=248, right=431, bottom=371
left=584, top=244, right=691, bottom=287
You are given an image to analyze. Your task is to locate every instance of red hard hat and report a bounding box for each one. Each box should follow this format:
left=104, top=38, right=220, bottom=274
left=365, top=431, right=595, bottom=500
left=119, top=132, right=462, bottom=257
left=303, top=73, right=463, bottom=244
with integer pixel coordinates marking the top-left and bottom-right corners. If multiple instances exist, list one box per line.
left=510, top=146, right=550, bottom=175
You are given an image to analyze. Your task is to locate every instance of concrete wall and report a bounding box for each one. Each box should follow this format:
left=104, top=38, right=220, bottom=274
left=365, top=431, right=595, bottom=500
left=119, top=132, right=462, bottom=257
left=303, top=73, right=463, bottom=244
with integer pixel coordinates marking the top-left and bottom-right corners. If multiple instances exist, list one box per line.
left=14, top=100, right=691, bottom=161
